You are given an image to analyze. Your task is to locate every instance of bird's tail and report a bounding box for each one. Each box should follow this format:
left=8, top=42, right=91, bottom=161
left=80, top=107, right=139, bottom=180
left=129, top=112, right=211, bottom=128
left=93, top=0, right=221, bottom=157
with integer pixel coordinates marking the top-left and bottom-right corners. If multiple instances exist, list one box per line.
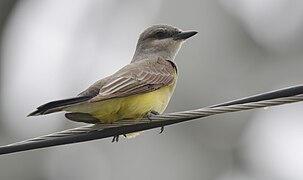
left=28, top=96, right=92, bottom=116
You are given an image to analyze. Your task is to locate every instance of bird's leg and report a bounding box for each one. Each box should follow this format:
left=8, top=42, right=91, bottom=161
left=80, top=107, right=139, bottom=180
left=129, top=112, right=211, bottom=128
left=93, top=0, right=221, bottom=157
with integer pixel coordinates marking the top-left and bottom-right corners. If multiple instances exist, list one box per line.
left=145, top=110, right=164, bottom=134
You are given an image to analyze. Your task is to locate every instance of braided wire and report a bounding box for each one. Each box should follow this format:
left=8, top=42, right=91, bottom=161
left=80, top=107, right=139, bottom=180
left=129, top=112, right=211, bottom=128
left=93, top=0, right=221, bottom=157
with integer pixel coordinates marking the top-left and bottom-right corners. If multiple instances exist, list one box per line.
left=6, top=94, right=303, bottom=147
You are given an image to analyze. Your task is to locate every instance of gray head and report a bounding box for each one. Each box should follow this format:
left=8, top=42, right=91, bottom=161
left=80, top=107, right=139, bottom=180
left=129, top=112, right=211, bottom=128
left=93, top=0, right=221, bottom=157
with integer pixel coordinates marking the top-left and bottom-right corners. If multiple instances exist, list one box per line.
left=131, top=24, right=197, bottom=62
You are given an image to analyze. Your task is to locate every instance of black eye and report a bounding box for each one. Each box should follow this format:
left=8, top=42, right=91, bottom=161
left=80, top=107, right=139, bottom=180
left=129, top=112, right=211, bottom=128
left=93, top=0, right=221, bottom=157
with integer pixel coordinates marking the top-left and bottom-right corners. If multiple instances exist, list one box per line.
left=154, top=31, right=166, bottom=39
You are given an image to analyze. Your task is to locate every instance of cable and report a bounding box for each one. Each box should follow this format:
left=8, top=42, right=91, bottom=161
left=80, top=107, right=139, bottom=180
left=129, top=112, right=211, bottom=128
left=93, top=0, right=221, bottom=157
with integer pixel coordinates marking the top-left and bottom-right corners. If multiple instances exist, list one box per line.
left=1, top=84, right=303, bottom=155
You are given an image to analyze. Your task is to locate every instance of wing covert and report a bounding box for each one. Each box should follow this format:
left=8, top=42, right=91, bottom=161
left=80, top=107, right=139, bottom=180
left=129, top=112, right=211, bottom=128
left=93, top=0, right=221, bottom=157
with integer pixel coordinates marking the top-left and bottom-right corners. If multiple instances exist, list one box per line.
left=89, top=58, right=177, bottom=102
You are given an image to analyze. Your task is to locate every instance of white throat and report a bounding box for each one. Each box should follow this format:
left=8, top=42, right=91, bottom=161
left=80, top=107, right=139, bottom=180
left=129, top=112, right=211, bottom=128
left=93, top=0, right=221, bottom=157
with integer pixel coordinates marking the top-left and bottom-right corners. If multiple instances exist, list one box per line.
left=131, top=40, right=182, bottom=62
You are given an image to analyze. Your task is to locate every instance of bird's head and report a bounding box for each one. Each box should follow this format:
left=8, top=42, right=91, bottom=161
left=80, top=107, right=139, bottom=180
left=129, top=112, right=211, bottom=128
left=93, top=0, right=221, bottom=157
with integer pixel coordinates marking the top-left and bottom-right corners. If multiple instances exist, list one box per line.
left=132, top=24, right=197, bottom=62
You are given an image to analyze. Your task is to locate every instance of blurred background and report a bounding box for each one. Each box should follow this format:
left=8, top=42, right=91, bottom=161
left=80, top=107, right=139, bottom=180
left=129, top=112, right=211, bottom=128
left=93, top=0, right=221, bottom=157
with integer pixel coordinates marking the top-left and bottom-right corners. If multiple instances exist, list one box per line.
left=1, top=0, right=303, bottom=179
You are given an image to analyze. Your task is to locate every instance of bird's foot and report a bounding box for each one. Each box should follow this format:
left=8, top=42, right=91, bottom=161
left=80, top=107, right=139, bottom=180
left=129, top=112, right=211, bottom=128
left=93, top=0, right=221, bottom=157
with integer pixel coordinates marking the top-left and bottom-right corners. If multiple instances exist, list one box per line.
left=111, top=134, right=127, bottom=143
left=112, top=135, right=119, bottom=143
left=145, top=110, right=160, bottom=121
left=159, top=126, right=164, bottom=134
left=145, top=110, right=164, bottom=134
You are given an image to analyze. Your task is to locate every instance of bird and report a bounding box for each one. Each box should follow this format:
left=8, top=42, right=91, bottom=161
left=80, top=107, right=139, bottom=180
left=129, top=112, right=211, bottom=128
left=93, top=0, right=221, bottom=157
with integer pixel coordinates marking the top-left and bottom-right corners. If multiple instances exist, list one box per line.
left=28, top=24, right=197, bottom=142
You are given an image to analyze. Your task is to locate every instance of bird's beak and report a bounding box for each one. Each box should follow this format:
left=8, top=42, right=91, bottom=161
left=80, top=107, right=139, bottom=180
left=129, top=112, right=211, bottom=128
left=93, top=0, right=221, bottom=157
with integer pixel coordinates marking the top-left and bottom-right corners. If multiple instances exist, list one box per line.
left=173, top=30, right=198, bottom=40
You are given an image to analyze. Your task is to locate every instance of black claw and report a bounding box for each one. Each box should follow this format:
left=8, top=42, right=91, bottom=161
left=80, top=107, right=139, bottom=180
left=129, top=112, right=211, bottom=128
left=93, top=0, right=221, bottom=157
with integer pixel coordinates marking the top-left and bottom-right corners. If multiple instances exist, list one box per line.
left=112, top=135, right=119, bottom=143
left=112, top=134, right=127, bottom=142
left=150, top=110, right=160, bottom=115
left=159, top=126, right=164, bottom=134
left=147, top=116, right=152, bottom=121
left=146, top=110, right=160, bottom=121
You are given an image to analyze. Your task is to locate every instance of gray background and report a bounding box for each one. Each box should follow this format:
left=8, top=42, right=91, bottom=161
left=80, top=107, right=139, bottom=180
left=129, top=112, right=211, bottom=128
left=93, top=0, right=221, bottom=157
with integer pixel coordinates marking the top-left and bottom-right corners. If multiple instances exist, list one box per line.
left=1, top=0, right=303, bottom=179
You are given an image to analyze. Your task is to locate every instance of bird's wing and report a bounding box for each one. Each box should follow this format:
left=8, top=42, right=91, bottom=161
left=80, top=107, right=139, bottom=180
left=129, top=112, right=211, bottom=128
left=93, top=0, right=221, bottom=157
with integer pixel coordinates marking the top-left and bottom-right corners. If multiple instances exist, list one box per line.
left=78, top=76, right=111, bottom=97
left=28, top=58, right=176, bottom=116
left=89, top=58, right=177, bottom=103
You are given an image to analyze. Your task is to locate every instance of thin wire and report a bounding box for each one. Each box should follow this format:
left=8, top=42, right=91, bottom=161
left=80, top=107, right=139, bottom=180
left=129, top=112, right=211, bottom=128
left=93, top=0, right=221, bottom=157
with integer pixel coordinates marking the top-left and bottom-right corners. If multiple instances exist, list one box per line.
left=1, top=85, right=303, bottom=155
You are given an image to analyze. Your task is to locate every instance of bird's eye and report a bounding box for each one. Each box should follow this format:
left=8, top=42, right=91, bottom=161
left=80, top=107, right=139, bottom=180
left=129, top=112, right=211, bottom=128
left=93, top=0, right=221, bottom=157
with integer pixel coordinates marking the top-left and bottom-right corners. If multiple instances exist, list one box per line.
left=154, top=31, right=166, bottom=39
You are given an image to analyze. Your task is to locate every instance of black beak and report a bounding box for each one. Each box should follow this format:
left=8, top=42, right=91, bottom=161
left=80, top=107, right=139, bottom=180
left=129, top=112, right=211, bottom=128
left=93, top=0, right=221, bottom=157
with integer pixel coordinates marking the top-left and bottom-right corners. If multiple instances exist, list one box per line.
left=173, top=30, right=198, bottom=40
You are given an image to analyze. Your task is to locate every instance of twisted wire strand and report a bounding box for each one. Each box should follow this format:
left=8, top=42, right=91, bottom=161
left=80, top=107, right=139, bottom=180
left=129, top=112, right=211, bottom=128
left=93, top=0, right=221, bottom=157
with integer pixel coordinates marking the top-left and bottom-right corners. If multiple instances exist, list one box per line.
left=1, top=83, right=303, bottom=155
left=4, top=94, right=303, bottom=150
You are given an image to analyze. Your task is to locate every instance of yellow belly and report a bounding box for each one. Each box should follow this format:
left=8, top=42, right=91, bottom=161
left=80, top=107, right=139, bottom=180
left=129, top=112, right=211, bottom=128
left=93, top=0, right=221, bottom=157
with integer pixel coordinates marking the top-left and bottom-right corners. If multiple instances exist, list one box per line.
left=66, top=84, right=176, bottom=123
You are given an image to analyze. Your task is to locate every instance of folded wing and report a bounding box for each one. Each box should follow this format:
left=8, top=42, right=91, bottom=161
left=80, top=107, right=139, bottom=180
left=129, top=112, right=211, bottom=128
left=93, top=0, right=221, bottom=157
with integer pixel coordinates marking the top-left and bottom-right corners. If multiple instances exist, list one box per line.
left=89, top=58, right=177, bottom=102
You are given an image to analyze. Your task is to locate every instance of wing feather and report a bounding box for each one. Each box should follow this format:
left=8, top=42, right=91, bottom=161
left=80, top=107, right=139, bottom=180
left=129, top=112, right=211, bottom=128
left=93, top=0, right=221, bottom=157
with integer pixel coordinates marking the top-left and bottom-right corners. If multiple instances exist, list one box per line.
left=89, top=58, right=177, bottom=102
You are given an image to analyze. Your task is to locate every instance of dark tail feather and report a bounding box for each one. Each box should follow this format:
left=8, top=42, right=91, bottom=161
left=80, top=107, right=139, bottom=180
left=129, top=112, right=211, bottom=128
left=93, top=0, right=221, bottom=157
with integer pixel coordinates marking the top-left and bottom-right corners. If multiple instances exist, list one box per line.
left=28, top=96, right=92, bottom=116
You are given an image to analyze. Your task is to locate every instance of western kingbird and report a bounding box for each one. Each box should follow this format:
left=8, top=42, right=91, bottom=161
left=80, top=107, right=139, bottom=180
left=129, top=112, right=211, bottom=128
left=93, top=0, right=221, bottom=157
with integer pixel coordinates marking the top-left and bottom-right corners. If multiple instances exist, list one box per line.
left=28, top=24, right=197, bottom=141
